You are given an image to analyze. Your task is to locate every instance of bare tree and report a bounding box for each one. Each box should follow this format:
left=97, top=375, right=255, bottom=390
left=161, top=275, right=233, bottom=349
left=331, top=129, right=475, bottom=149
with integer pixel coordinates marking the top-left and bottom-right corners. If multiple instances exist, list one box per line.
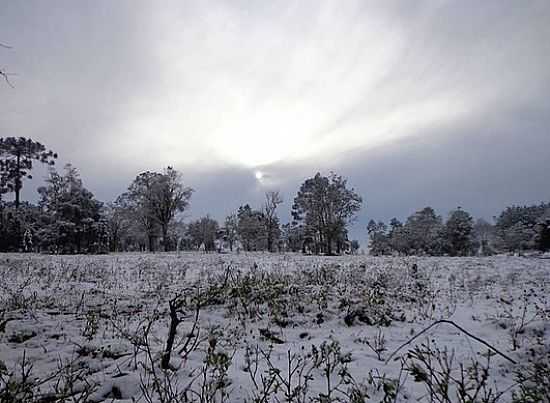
left=263, top=191, right=283, bottom=252
left=224, top=212, right=239, bottom=251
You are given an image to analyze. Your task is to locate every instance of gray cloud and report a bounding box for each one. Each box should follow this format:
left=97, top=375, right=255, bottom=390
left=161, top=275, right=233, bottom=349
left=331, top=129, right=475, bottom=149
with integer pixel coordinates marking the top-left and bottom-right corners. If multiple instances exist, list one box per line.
left=2, top=1, right=550, bottom=245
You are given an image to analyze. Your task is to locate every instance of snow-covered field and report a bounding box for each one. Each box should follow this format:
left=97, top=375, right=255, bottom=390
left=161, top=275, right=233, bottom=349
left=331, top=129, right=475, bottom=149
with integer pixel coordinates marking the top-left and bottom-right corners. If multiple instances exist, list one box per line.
left=1, top=253, right=549, bottom=402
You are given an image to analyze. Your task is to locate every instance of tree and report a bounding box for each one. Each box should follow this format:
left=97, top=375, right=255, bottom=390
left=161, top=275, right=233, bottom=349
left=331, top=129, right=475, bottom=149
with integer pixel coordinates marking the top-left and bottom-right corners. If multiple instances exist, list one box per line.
left=403, top=207, right=444, bottom=255
left=292, top=172, right=362, bottom=255
left=122, top=168, right=192, bottom=252
left=473, top=218, right=494, bottom=255
left=103, top=198, right=131, bottom=252
left=37, top=164, right=106, bottom=253
left=186, top=216, right=219, bottom=252
left=534, top=209, right=550, bottom=252
left=281, top=222, right=305, bottom=252
left=0, top=137, right=57, bottom=209
left=147, top=167, right=193, bottom=251
left=388, top=218, right=408, bottom=255
left=237, top=204, right=266, bottom=251
left=444, top=207, right=474, bottom=256
left=0, top=201, right=42, bottom=252
left=224, top=212, right=239, bottom=251
left=367, top=220, right=390, bottom=256
left=263, top=191, right=283, bottom=252
left=350, top=240, right=360, bottom=254
left=494, top=203, right=550, bottom=253
left=122, top=172, right=161, bottom=252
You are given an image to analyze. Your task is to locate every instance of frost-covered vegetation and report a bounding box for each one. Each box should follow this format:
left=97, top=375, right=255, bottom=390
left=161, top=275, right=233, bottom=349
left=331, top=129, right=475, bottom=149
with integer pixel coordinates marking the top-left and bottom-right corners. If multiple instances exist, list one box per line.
left=2, top=137, right=550, bottom=257
left=1, top=253, right=549, bottom=402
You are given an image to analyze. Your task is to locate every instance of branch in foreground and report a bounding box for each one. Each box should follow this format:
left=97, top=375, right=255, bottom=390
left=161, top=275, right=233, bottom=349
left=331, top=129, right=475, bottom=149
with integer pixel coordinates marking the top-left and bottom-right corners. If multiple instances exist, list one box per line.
left=385, top=319, right=517, bottom=365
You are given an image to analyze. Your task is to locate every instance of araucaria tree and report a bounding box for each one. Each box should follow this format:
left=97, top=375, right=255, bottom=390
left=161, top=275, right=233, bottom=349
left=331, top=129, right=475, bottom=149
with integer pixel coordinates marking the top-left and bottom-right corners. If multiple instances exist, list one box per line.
left=0, top=137, right=57, bottom=209
left=292, top=172, right=362, bottom=255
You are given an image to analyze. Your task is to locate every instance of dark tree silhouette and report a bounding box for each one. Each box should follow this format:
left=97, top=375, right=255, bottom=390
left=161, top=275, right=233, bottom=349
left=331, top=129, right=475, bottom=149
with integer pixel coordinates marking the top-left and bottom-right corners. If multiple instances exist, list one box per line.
left=292, top=172, right=362, bottom=255
left=0, top=137, right=57, bottom=209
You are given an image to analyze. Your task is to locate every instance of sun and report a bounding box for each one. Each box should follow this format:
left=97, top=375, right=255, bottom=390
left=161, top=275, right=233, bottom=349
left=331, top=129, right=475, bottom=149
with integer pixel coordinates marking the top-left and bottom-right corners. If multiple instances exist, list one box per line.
left=255, top=171, right=263, bottom=180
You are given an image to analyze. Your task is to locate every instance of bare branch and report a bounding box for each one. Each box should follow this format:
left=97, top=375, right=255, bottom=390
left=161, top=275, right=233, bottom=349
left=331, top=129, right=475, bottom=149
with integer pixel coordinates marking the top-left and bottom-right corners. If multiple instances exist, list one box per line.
left=0, top=70, right=15, bottom=88
left=385, top=319, right=517, bottom=365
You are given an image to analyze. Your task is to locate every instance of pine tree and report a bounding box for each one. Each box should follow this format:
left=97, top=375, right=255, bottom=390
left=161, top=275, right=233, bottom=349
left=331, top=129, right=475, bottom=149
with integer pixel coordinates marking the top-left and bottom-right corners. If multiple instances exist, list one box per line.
left=0, top=137, right=57, bottom=209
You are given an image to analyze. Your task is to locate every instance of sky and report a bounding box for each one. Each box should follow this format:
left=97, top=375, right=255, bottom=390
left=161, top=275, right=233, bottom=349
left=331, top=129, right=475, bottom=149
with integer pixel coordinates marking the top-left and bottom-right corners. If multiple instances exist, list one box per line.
left=1, top=1, right=550, bottom=244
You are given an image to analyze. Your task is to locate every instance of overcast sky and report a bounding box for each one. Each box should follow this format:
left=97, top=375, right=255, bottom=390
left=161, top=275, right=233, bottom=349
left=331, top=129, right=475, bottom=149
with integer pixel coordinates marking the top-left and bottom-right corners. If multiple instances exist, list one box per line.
left=1, top=1, right=549, bottom=244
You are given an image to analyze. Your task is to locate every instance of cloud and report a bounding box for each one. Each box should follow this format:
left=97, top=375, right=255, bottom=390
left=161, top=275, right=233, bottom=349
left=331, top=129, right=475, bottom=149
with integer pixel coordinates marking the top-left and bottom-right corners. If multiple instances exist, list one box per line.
left=2, top=0, right=549, bottom=243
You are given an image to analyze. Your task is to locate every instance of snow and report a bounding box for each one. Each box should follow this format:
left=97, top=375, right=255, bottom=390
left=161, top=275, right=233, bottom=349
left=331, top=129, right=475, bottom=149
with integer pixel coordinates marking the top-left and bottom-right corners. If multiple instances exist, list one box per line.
left=1, top=253, right=549, bottom=402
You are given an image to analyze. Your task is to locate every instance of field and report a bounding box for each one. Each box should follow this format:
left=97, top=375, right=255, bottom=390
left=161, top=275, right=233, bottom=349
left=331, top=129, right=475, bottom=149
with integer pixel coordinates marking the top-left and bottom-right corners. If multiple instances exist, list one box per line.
left=1, top=253, right=549, bottom=402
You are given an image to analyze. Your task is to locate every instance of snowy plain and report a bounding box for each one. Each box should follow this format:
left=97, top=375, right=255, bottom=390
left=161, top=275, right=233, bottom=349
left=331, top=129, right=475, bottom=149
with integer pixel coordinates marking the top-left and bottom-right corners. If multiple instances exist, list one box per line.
left=1, top=252, right=549, bottom=402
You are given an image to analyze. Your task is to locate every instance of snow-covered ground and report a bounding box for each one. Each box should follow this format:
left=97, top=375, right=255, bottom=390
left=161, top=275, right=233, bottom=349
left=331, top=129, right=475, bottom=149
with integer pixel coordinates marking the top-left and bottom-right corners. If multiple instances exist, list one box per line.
left=1, top=253, right=549, bottom=402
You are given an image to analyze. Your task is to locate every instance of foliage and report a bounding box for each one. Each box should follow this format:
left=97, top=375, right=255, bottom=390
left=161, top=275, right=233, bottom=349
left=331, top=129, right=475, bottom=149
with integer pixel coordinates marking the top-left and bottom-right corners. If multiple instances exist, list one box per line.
left=443, top=207, right=474, bottom=256
left=37, top=164, right=107, bottom=254
left=187, top=216, right=219, bottom=252
left=119, top=167, right=192, bottom=252
left=223, top=212, right=239, bottom=251
left=533, top=210, right=550, bottom=252
left=0, top=137, right=57, bottom=209
left=406, top=343, right=503, bottom=403
left=369, top=207, right=446, bottom=256
left=495, top=202, right=550, bottom=253
left=473, top=218, right=496, bottom=256
left=367, top=220, right=391, bottom=256
left=146, top=167, right=193, bottom=251
left=237, top=204, right=267, bottom=251
left=0, top=202, right=42, bottom=252
left=512, top=358, right=550, bottom=403
left=281, top=222, right=305, bottom=253
left=262, top=191, right=283, bottom=252
left=292, top=172, right=362, bottom=255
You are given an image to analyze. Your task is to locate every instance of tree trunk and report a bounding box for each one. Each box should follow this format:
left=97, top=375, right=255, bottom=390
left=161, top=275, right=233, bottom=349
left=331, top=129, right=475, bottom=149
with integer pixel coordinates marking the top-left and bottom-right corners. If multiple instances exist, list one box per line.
left=14, top=154, right=21, bottom=210
left=148, top=235, right=154, bottom=252
left=326, top=235, right=333, bottom=255
left=162, top=225, right=169, bottom=252
left=161, top=299, right=181, bottom=370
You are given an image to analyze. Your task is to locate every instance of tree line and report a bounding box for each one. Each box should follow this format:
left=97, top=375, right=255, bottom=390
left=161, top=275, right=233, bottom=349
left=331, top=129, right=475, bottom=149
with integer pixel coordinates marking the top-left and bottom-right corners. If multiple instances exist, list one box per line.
left=0, top=138, right=363, bottom=254
left=2, top=137, right=549, bottom=255
left=367, top=204, right=550, bottom=256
